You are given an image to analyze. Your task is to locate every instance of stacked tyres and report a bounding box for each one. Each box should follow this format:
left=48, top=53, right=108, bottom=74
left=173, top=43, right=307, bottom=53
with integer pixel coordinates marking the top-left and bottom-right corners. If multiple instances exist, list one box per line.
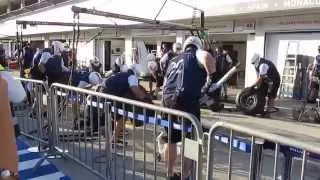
left=235, top=87, right=265, bottom=115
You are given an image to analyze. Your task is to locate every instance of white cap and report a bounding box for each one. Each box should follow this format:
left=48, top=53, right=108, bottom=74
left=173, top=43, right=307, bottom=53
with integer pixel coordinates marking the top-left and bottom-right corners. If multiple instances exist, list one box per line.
left=183, top=36, right=203, bottom=51
left=251, top=53, right=260, bottom=66
left=88, top=72, right=102, bottom=85
left=52, top=41, right=65, bottom=55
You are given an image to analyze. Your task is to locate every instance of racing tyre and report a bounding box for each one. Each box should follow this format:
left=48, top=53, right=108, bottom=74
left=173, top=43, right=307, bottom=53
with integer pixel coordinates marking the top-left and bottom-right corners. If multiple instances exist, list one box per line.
left=236, top=87, right=265, bottom=115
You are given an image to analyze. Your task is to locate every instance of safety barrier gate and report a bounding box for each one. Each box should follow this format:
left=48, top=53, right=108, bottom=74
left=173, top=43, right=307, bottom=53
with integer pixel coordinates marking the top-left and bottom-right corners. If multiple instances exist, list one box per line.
left=14, top=78, right=320, bottom=180
left=14, top=77, right=52, bottom=149
left=205, top=121, right=320, bottom=180
left=50, top=83, right=204, bottom=179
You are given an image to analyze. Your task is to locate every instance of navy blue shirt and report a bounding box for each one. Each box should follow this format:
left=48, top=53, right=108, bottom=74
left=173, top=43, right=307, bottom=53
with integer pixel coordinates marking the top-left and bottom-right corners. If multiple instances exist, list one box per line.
left=71, top=71, right=90, bottom=87
left=255, top=58, right=280, bottom=82
left=182, top=49, right=206, bottom=99
left=104, top=72, right=133, bottom=96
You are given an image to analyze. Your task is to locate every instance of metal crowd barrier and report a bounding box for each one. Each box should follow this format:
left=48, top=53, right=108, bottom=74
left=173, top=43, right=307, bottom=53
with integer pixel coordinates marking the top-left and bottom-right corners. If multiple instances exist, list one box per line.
left=50, top=83, right=204, bottom=180
left=205, top=121, right=320, bottom=180
left=14, top=77, right=52, bottom=149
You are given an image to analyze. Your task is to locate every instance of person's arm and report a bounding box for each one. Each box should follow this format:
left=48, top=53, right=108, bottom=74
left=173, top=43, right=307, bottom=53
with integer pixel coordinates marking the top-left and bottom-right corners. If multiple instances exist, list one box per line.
left=159, top=54, right=168, bottom=72
left=0, top=76, right=18, bottom=180
left=60, top=58, right=69, bottom=72
left=226, top=54, right=233, bottom=67
left=252, top=63, right=269, bottom=87
left=38, top=52, right=51, bottom=73
left=78, top=81, right=93, bottom=89
left=197, top=50, right=218, bottom=94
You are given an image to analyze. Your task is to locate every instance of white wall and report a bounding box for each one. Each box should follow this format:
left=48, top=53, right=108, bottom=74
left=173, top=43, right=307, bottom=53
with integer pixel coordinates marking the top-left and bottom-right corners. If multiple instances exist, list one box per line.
left=245, top=31, right=265, bottom=87
left=95, top=40, right=104, bottom=67
left=77, top=41, right=94, bottom=67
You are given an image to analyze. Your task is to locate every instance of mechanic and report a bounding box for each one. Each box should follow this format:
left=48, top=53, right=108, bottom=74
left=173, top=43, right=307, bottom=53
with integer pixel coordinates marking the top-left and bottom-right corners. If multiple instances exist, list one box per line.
left=250, top=53, right=281, bottom=112
left=308, top=46, right=320, bottom=102
left=41, top=41, right=69, bottom=86
left=161, top=36, right=217, bottom=180
left=86, top=67, right=152, bottom=139
left=70, top=70, right=102, bottom=89
left=147, top=53, right=162, bottom=98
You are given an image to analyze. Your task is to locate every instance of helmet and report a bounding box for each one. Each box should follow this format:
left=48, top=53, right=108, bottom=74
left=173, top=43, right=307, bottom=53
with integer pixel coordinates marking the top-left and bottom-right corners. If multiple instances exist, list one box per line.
left=51, top=41, right=64, bottom=55
left=147, top=60, right=158, bottom=73
left=251, top=53, right=260, bottom=66
left=183, top=36, right=203, bottom=51
left=127, top=64, right=141, bottom=76
left=173, top=42, right=182, bottom=53
left=88, top=72, right=102, bottom=85
left=146, top=53, right=156, bottom=62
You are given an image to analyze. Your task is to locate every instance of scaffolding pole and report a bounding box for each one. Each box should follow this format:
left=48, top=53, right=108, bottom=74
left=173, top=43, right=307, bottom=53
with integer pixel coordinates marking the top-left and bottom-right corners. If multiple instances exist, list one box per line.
left=71, top=6, right=205, bottom=31
left=16, top=20, right=203, bottom=31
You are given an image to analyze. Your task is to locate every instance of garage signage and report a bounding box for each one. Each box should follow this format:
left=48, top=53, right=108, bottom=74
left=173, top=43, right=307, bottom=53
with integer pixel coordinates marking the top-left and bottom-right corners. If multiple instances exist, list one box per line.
left=234, top=20, right=256, bottom=33
left=263, top=14, right=320, bottom=31
left=207, top=21, right=234, bottom=33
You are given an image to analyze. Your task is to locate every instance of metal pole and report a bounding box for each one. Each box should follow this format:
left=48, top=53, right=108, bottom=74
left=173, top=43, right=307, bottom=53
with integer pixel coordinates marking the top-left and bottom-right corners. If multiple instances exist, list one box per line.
left=71, top=6, right=204, bottom=31
left=283, top=153, right=293, bottom=180
left=16, top=20, right=201, bottom=31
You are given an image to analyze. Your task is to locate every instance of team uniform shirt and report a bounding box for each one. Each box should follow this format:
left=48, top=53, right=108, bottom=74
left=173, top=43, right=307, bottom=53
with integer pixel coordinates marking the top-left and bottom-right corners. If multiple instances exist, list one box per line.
left=71, top=71, right=91, bottom=88
left=313, top=55, right=320, bottom=77
left=103, top=72, right=138, bottom=96
left=258, top=63, right=269, bottom=76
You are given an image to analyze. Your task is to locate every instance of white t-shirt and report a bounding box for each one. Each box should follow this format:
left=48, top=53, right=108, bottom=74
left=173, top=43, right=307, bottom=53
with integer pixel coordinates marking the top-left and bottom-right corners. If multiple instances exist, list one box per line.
left=128, top=75, right=139, bottom=87
left=259, top=63, right=269, bottom=76
left=0, top=71, right=26, bottom=103
left=78, top=81, right=89, bottom=88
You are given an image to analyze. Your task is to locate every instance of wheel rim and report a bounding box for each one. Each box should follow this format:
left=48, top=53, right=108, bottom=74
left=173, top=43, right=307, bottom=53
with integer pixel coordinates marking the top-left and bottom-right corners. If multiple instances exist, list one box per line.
left=240, top=94, right=258, bottom=109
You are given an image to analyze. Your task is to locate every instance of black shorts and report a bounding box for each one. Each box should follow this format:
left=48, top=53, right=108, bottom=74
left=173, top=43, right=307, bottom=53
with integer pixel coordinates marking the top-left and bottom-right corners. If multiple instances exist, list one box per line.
left=261, top=78, right=280, bottom=99
left=162, top=97, right=200, bottom=143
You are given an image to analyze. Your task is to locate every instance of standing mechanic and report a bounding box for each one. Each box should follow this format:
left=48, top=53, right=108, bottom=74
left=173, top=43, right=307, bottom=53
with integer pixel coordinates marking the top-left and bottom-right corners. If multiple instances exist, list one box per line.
left=250, top=53, right=281, bottom=111
left=41, top=41, right=69, bottom=85
left=162, top=36, right=217, bottom=180
left=308, top=46, right=320, bottom=102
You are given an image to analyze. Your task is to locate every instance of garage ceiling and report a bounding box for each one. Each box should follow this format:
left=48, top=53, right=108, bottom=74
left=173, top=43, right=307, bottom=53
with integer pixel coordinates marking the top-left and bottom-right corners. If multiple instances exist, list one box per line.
left=0, top=0, right=77, bottom=18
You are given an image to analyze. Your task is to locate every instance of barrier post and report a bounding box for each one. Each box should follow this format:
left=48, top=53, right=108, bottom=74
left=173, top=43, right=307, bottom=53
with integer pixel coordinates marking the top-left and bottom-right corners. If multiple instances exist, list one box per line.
left=249, top=139, right=264, bottom=180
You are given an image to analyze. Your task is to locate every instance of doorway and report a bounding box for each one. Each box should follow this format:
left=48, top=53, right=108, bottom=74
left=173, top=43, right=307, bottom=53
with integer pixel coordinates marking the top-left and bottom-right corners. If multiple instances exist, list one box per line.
left=104, top=41, right=111, bottom=70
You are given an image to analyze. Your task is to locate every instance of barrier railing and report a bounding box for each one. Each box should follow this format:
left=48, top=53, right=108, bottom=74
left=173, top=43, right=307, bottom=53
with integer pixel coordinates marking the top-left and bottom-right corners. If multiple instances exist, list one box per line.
left=14, top=77, right=320, bottom=180
left=205, top=121, right=320, bottom=180
left=14, top=77, right=51, bottom=148
left=50, top=83, right=204, bottom=180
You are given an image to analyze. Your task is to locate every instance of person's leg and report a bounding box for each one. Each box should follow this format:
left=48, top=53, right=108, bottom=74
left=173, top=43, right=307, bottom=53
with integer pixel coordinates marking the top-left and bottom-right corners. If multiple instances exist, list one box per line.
left=223, top=83, right=228, bottom=99
left=162, top=127, right=180, bottom=178
left=266, top=79, right=280, bottom=111
left=114, top=118, right=124, bottom=142
left=149, top=77, right=153, bottom=93
left=164, top=143, right=177, bottom=176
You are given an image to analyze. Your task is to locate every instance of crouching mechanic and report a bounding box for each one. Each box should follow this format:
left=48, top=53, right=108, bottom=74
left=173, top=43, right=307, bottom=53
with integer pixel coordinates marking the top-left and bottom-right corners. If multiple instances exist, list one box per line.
left=97, top=68, right=153, bottom=142
left=250, top=53, right=280, bottom=111
left=70, top=70, right=102, bottom=89
left=162, top=36, right=217, bottom=180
